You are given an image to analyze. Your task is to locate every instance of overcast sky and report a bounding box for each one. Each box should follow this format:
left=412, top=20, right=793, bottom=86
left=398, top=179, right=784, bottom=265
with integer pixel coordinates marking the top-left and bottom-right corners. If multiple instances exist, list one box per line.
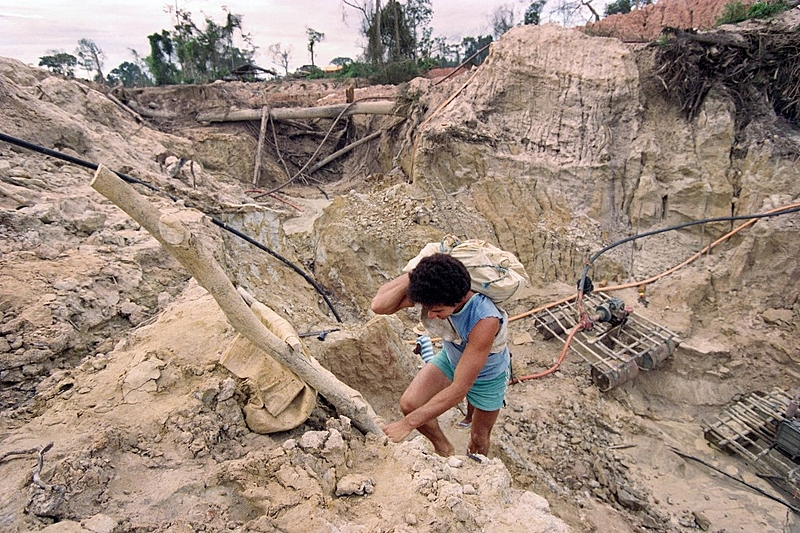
left=0, top=0, right=564, bottom=76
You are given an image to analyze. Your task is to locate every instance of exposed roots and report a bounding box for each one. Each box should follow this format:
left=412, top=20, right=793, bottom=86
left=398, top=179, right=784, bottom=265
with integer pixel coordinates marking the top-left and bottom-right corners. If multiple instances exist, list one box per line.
left=653, top=25, right=800, bottom=126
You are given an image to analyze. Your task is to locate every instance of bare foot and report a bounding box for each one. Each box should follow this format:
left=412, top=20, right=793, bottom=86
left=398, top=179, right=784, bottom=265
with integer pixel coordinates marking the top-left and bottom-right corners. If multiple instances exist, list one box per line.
left=434, top=441, right=455, bottom=457
left=430, top=435, right=455, bottom=456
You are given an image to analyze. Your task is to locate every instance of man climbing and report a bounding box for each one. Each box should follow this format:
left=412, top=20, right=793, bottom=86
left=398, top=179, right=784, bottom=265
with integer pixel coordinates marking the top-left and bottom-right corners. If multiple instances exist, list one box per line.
left=371, top=253, right=511, bottom=457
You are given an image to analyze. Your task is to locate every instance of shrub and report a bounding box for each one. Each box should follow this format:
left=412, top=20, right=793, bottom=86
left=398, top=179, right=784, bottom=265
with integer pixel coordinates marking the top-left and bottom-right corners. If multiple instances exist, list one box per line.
left=717, top=0, right=789, bottom=25
left=335, top=61, right=375, bottom=79
left=369, top=60, right=420, bottom=85
left=717, top=1, right=750, bottom=25
left=747, top=0, right=788, bottom=19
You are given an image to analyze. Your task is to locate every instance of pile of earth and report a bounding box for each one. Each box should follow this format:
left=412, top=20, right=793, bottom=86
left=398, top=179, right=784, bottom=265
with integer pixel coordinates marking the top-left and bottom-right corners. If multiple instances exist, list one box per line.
left=583, top=0, right=751, bottom=41
left=2, top=4, right=800, bottom=533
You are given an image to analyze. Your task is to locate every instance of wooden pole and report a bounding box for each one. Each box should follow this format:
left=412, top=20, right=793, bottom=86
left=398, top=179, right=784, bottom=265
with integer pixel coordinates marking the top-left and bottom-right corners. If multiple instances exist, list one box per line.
left=253, top=106, right=269, bottom=185
left=105, top=92, right=144, bottom=123
left=90, top=165, right=384, bottom=436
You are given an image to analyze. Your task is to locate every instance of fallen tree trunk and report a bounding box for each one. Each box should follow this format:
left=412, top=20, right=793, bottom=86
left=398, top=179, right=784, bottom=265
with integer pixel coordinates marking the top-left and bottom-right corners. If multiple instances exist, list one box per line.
left=197, top=100, right=403, bottom=123
left=90, top=165, right=384, bottom=436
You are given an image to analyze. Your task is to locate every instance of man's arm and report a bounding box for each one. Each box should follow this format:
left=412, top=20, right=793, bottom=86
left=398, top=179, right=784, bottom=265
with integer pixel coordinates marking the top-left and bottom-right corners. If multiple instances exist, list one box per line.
left=406, top=317, right=497, bottom=424
left=371, top=272, right=415, bottom=315
left=383, top=317, right=500, bottom=441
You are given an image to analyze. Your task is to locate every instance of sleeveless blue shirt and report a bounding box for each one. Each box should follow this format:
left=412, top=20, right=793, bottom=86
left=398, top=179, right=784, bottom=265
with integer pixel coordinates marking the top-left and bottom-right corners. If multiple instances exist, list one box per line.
left=421, top=293, right=510, bottom=381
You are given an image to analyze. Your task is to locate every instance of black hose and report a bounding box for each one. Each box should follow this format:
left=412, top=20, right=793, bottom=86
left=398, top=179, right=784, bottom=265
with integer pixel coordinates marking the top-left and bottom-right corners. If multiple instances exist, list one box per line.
left=578, top=206, right=800, bottom=298
left=669, top=446, right=800, bottom=514
left=0, top=132, right=342, bottom=322
left=0, top=132, right=175, bottom=200
left=210, top=218, right=342, bottom=322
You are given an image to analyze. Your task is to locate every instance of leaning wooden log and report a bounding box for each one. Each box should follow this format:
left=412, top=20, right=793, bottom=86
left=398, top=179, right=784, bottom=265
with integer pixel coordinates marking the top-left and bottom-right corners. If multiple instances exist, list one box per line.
left=105, top=92, right=145, bottom=123
left=307, top=130, right=383, bottom=175
left=90, top=165, right=384, bottom=436
left=663, top=27, right=748, bottom=48
left=197, top=100, right=403, bottom=123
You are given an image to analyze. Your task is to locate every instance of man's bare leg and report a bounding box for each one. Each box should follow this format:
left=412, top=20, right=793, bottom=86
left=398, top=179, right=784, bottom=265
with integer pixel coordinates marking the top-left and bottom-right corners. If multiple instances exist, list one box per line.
left=398, top=364, right=455, bottom=456
left=468, top=407, right=500, bottom=456
left=412, top=417, right=455, bottom=457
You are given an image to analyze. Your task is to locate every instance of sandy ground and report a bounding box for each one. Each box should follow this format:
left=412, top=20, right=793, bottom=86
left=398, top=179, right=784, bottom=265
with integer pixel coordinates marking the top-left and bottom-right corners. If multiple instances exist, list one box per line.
left=2, top=3, right=800, bottom=531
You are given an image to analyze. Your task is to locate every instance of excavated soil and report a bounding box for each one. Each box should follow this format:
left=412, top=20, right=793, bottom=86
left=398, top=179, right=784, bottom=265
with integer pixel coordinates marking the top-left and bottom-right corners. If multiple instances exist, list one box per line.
left=2, top=6, right=800, bottom=533
left=583, top=0, right=751, bottom=41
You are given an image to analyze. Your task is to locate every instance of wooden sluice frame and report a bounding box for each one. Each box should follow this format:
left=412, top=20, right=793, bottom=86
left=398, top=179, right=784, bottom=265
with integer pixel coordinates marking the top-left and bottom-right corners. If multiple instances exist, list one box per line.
left=530, top=293, right=679, bottom=391
left=702, top=389, right=800, bottom=499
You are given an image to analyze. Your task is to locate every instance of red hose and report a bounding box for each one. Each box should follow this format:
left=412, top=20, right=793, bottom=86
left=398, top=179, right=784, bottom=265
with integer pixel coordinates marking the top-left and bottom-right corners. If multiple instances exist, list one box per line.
left=510, top=323, right=584, bottom=384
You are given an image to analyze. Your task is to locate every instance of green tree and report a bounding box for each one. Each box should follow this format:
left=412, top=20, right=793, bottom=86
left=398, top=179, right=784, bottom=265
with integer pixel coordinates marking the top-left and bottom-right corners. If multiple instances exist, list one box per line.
left=353, top=0, right=415, bottom=64
left=551, top=0, right=602, bottom=24
left=461, top=35, right=493, bottom=66
left=76, top=38, right=105, bottom=83
left=343, top=1, right=420, bottom=65
left=146, top=30, right=180, bottom=85
left=171, top=8, right=254, bottom=83
left=605, top=0, right=631, bottom=16
left=430, top=36, right=459, bottom=66
left=405, top=0, right=433, bottom=60
left=38, top=51, right=77, bottom=77
left=106, top=61, right=151, bottom=87
left=491, top=4, right=516, bottom=38
left=145, top=7, right=256, bottom=85
left=343, top=0, right=384, bottom=65
left=524, top=1, right=548, bottom=24
left=369, top=1, right=414, bottom=62
left=604, top=0, right=655, bottom=17
left=306, top=28, right=325, bottom=66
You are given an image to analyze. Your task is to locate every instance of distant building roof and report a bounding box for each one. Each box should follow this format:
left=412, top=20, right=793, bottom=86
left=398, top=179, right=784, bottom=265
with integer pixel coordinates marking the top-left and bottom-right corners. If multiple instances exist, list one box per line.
left=225, top=64, right=277, bottom=81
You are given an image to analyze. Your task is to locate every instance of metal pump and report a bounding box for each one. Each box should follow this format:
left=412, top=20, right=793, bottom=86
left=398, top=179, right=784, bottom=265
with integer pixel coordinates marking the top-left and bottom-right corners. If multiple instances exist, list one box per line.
left=593, top=297, right=628, bottom=327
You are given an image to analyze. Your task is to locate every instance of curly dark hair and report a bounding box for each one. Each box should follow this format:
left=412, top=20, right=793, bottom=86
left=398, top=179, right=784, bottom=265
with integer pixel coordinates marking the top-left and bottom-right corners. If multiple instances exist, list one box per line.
left=407, top=253, right=471, bottom=307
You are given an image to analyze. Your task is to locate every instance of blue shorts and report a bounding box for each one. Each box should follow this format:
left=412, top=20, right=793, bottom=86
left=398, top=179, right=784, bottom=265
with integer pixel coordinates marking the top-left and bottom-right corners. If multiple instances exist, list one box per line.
left=430, top=349, right=509, bottom=411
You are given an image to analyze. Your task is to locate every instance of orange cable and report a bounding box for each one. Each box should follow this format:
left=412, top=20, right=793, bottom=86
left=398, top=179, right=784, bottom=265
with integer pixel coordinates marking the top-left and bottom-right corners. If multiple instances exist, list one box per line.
left=507, top=200, right=800, bottom=383
left=511, top=200, right=800, bottom=322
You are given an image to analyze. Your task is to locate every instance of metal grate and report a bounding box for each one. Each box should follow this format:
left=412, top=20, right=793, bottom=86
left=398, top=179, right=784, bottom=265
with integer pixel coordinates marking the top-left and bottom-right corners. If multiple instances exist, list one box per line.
left=702, top=389, right=800, bottom=500
left=530, top=292, right=680, bottom=391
